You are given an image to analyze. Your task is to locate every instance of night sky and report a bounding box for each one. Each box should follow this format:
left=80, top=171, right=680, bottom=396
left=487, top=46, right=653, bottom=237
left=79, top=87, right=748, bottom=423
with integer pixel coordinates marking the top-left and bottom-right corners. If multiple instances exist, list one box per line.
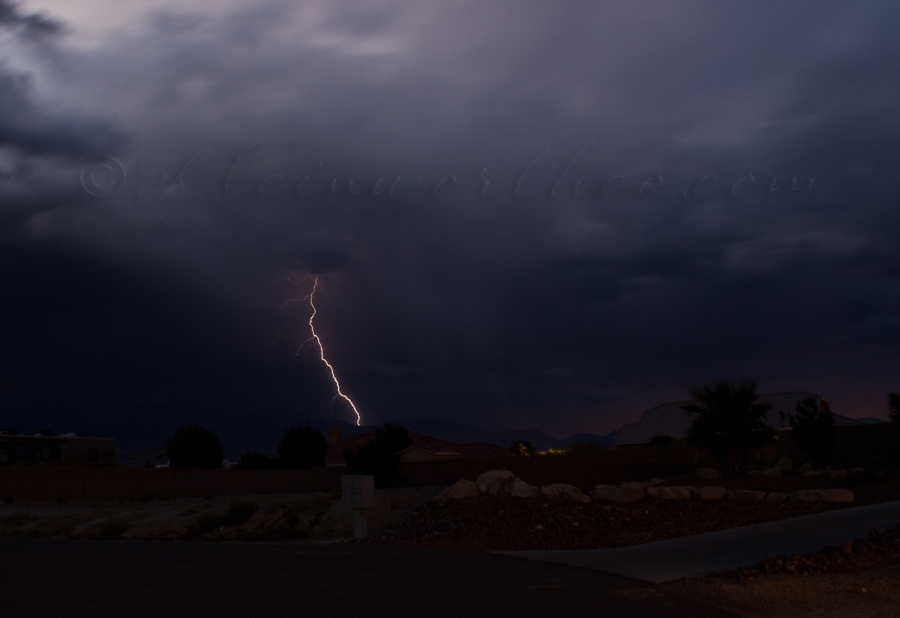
left=2, top=0, right=899, bottom=450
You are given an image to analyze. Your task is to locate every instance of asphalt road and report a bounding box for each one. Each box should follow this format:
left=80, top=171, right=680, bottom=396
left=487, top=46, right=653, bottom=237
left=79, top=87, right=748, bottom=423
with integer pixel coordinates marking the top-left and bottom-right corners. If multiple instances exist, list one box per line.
left=0, top=539, right=736, bottom=618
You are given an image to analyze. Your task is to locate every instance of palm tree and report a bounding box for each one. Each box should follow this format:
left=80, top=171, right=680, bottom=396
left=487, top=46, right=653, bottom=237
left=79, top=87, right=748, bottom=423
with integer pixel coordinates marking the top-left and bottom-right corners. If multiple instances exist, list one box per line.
left=681, top=379, right=774, bottom=476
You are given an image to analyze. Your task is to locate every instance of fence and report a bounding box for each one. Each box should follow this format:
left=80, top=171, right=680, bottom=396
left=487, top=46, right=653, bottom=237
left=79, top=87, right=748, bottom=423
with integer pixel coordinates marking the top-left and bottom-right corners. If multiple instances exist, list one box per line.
left=2, top=425, right=895, bottom=501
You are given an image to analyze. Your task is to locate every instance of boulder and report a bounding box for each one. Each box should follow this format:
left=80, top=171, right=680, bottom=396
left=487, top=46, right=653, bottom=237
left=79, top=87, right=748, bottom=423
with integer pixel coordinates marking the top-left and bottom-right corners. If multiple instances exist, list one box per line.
left=645, top=487, right=661, bottom=499
left=658, top=486, right=694, bottom=500
left=692, top=486, right=727, bottom=500
left=850, top=468, right=866, bottom=476
left=476, top=470, right=516, bottom=496
left=804, top=470, right=824, bottom=477
left=765, top=492, right=789, bottom=503
left=695, top=467, right=722, bottom=480
left=540, top=484, right=591, bottom=503
left=509, top=478, right=540, bottom=498
left=591, top=485, right=645, bottom=503
left=797, top=462, right=813, bottom=474
left=763, top=468, right=783, bottom=478
left=827, top=469, right=848, bottom=479
left=436, top=479, right=480, bottom=500
left=790, top=489, right=854, bottom=503
left=726, top=490, right=767, bottom=502
left=747, top=469, right=768, bottom=477
left=774, top=457, right=793, bottom=472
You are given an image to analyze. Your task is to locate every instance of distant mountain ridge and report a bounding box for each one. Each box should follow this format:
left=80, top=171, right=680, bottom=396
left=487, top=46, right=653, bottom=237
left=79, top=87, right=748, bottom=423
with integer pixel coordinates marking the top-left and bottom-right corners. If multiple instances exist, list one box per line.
left=311, top=418, right=617, bottom=450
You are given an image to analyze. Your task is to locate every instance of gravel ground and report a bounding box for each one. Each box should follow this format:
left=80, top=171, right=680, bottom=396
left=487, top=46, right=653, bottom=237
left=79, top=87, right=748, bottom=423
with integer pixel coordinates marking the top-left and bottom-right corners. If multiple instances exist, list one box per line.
left=365, top=474, right=900, bottom=551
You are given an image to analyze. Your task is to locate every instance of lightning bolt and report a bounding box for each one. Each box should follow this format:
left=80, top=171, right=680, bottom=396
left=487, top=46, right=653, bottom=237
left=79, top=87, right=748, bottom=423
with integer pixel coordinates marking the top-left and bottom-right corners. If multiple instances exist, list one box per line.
left=264, top=274, right=362, bottom=426
left=306, top=275, right=362, bottom=427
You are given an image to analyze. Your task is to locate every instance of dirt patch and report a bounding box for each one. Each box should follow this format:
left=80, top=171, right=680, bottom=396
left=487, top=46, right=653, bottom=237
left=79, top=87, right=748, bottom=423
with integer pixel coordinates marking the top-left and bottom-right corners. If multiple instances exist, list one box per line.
left=0, top=487, right=442, bottom=542
left=664, top=562, right=900, bottom=618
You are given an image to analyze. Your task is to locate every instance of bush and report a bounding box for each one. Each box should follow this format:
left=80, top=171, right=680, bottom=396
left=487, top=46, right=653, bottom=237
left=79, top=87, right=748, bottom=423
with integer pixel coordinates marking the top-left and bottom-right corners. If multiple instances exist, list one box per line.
left=790, top=396, right=835, bottom=468
left=166, top=423, right=223, bottom=469
left=184, top=501, right=258, bottom=539
left=100, top=520, right=127, bottom=539
left=222, top=501, right=258, bottom=526
left=232, top=451, right=280, bottom=470
left=345, top=422, right=412, bottom=488
left=278, top=423, right=327, bottom=469
left=510, top=440, right=536, bottom=456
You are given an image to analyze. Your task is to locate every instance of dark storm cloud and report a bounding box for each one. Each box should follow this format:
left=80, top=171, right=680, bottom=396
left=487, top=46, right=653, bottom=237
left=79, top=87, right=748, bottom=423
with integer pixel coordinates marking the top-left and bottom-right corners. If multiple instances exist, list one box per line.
left=3, top=0, right=900, bottom=446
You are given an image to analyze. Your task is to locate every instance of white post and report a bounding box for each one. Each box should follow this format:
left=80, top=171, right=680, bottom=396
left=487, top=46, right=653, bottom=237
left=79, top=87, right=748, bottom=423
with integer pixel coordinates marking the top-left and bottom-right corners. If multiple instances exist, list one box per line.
left=353, top=509, right=368, bottom=540
left=342, top=475, right=375, bottom=540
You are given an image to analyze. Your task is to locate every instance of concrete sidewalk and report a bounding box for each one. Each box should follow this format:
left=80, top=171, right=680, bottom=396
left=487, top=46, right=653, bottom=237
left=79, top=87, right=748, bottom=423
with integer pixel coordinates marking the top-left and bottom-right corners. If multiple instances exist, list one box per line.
left=500, top=500, right=900, bottom=583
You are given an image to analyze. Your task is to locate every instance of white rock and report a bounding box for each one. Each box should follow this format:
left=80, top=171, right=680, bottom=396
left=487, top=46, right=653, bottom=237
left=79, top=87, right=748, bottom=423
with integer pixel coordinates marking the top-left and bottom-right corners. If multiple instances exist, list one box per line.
left=797, top=462, right=813, bottom=474
left=591, top=485, right=645, bottom=503
left=726, top=490, right=767, bottom=502
left=436, top=479, right=481, bottom=500
left=850, top=468, right=866, bottom=476
left=692, top=486, right=726, bottom=500
left=540, top=484, right=591, bottom=503
left=645, top=487, right=661, bottom=499
left=774, top=457, right=793, bottom=472
left=790, top=489, right=854, bottom=503
left=804, top=470, right=824, bottom=477
left=658, top=486, right=694, bottom=500
left=695, top=468, right=722, bottom=480
left=509, top=478, right=540, bottom=498
left=765, top=492, right=789, bottom=503
left=476, top=470, right=516, bottom=496
left=763, top=468, right=783, bottom=478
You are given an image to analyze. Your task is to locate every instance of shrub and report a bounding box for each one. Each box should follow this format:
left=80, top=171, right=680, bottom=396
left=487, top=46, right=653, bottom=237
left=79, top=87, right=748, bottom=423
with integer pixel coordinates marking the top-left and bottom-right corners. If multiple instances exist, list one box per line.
left=510, top=440, right=536, bottom=456
left=278, top=423, right=327, bottom=469
left=184, top=501, right=258, bottom=539
left=222, top=501, right=258, bottom=526
left=100, top=520, right=127, bottom=539
left=166, top=423, right=223, bottom=469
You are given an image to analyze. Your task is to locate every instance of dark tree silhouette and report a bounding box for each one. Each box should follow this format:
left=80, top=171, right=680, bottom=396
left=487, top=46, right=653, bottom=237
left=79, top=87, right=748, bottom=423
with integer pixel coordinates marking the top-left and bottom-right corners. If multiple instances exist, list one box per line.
left=890, top=393, right=900, bottom=424
left=345, top=422, right=412, bottom=487
left=277, top=423, right=327, bottom=469
left=232, top=450, right=279, bottom=470
left=681, top=379, right=773, bottom=476
left=790, top=396, right=835, bottom=468
left=166, top=423, right=223, bottom=469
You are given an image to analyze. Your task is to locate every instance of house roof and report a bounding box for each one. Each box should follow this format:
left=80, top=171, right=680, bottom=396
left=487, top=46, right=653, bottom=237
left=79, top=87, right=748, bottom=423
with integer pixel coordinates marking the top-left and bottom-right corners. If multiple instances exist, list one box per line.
left=612, top=391, right=830, bottom=446
left=325, top=431, right=510, bottom=465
